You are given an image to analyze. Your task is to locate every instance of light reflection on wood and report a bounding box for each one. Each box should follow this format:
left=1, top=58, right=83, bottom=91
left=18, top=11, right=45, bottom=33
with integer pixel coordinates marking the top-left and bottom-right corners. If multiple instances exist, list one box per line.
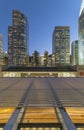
left=22, top=107, right=59, bottom=123
left=0, top=107, right=15, bottom=123
left=66, top=107, right=84, bottom=123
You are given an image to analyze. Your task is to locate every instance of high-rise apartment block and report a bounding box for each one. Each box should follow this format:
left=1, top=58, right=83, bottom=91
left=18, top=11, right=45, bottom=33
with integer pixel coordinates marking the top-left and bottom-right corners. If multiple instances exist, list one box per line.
left=79, top=0, right=84, bottom=65
left=0, top=34, right=3, bottom=65
left=71, top=40, right=78, bottom=65
left=8, top=10, right=28, bottom=66
left=52, top=26, right=70, bottom=66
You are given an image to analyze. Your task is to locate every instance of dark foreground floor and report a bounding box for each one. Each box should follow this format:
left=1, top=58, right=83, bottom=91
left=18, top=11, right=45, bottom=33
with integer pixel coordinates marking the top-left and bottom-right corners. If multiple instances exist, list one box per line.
left=0, top=77, right=84, bottom=130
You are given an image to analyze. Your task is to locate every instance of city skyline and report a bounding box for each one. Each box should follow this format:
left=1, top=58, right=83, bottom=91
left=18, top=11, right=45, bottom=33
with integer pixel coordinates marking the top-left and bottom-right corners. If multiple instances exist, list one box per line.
left=0, top=0, right=81, bottom=55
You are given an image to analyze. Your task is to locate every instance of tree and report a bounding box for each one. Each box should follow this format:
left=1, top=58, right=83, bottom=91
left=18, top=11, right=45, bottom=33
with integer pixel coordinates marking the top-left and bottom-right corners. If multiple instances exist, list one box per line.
left=32, top=50, right=40, bottom=66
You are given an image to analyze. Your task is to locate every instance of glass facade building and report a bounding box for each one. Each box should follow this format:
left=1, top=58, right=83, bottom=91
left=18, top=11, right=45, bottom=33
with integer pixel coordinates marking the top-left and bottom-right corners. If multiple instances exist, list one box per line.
left=8, top=10, right=28, bottom=66
left=79, top=0, right=84, bottom=65
left=0, top=34, right=3, bottom=65
left=52, top=26, right=70, bottom=66
left=71, top=40, right=79, bottom=65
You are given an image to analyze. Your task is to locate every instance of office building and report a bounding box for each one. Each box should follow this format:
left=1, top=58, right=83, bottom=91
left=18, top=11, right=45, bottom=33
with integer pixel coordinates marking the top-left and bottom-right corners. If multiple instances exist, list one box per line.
left=43, top=51, right=48, bottom=66
left=0, top=34, right=3, bottom=65
left=40, top=52, right=52, bottom=67
left=3, top=51, right=8, bottom=66
left=78, top=0, right=84, bottom=65
left=8, top=10, right=28, bottom=66
left=52, top=26, right=70, bottom=66
left=51, top=53, right=56, bottom=67
left=0, top=77, right=84, bottom=130
left=71, top=40, right=79, bottom=65
left=48, top=54, right=52, bottom=67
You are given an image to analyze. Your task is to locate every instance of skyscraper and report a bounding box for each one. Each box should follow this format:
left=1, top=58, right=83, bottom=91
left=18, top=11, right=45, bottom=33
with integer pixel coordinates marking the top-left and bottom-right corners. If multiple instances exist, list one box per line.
left=8, top=10, right=28, bottom=66
left=71, top=40, right=78, bottom=65
left=0, top=34, right=3, bottom=65
left=78, top=0, right=84, bottom=65
left=52, top=26, right=70, bottom=66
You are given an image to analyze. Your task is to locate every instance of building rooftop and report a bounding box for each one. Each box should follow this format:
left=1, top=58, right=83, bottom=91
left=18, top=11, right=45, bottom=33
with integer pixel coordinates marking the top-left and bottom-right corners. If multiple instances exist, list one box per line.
left=2, top=66, right=77, bottom=72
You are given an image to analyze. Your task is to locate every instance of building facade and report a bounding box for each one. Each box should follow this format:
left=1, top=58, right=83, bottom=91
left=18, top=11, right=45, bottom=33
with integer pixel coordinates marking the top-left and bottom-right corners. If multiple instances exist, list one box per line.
left=0, top=34, right=3, bottom=65
left=43, top=51, right=48, bottom=66
left=2, top=66, right=77, bottom=77
left=8, top=10, right=28, bottom=66
left=3, top=51, right=8, bottom=66
left=78, top=0, right=84, bottom=65
left=71, top=40, right=79, bottom=65
left=51, top=53, right=56, bottom=67
left=52, top=26, right=70, bottom=66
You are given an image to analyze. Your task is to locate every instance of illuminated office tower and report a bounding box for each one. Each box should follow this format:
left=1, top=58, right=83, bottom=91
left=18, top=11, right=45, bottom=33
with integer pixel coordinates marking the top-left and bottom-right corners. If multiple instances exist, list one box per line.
left=8, top=10, right=28, bottom=66
left=71, top=40, right=78, bottom=65
left=0, top=34, right=3, bottom=65
left=52, top=26, right=70, bottom=66
left=79, top=0, right=84, bottom=65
